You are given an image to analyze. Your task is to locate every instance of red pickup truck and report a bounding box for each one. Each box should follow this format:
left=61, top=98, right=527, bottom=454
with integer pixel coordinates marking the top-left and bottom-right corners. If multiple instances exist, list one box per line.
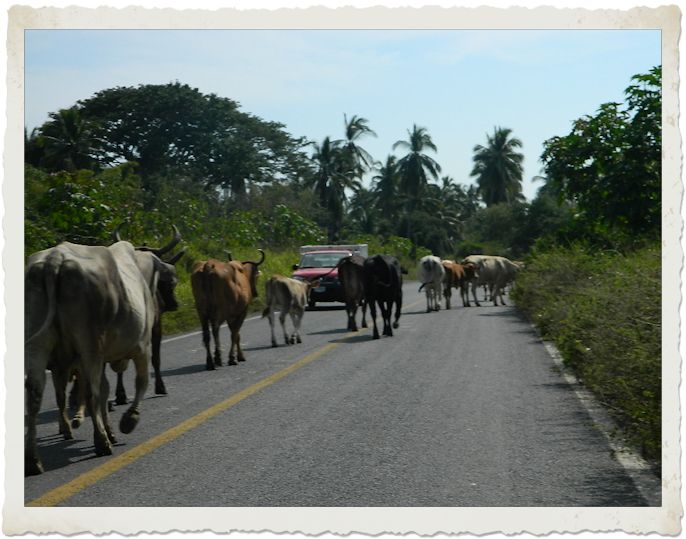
left=291, top=244, right=368, bottom=308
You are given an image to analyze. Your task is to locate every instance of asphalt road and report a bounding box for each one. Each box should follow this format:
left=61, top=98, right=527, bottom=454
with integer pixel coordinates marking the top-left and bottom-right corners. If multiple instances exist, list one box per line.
left=25, top=281, right=656, bottom=506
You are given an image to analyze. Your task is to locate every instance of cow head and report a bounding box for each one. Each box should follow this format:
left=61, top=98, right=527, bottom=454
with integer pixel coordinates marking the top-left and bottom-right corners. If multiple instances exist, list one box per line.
left=242, top=249, right=265, bottom=298
left=114, top=223, right=185, bottom=313
left=154, top=257, right=180, bottom=312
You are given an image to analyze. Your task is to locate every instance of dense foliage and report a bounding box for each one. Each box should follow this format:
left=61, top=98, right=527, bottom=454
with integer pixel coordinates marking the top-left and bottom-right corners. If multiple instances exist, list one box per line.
left=512, top=245, right=661, bottom=462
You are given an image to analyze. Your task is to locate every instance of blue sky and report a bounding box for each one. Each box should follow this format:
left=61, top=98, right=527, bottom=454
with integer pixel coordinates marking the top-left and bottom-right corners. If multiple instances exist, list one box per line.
left=25, top=28, right=661, bottom=200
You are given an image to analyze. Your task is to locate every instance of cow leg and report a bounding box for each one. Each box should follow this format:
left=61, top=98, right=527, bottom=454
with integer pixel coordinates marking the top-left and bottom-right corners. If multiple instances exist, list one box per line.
left=114, top=371, right=128, bottom=405
left=291, top=309, right=303, bottom=344
left=120, top=351, right=149, bottom=435
left=279, top=310, right=290, bottom=345
left=368, top=296, right=380, bottom=339
left=25, top=346, right=49, bottom=476
left=212, top=321, right=223, bottom=367
left=82, top=362, right=113, bottom=457
left=382, top=300, right=393, bottom=336
left=360, top=299, right=368, bottom=328
left=471, top=282, right=481, bottom=307
left=267, top=309, right=278, bottom=348
left=69, top=371, right=87, bottom=429
left=201, top=318, right=215, bottom=370
left=434, top=289, right=441, bottom=311
left=99, top=368, right=117, bottom=444
left=444, top=285, right=451, bottom=310
left=152, top=319, right=167, bottom=395
left=393, top=289, right=402, bottom=330
left=229, top=312, right=248, bottom=364
left=348, top=301, right=358, bottom=332
left=51, top=368, right=73, bottom=440
left=461, top=283, right=470, bottom=307
left=425, top=291, right=431, bottom=313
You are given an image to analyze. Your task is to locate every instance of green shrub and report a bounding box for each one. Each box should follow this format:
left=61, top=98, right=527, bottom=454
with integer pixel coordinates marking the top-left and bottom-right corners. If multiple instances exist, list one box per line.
left=512, top=244, right=661, bottom=462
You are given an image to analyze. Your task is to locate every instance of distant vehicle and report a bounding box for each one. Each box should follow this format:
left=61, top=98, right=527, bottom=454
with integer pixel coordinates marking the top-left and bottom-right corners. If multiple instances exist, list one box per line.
left=292, top=244, right=368, bottom=308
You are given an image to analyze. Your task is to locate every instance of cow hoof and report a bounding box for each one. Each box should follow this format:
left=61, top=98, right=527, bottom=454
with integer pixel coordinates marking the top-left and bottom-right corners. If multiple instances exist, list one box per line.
left=271, top=342, right=278, bottom=348
left=155, top=382, right=167, bottom=395
left=206, top=363, right=216, bottom=371
left=94, top=443, right=113, bottom=457
left=296, top=336, right=302, bottom=344
left=372, top=334, right=380, bottom=340
left=115, top=395, right=128, bottom=406
left=228, top=359, right=238, bottom=366
left=106, top=429, right=118, bottom=444
left=238, top=357, right=246, bottom=362
left=25, top=455, right=44, bottom=476
left=362, top=323, right=368, bottom=328
left=393, top=322, right=399, bottom=329
left=61, top=429, right=74, bottom=440
left=119, top=410, right=140, bottom=434
left=71, top=416, right=84, bottom=429
left=108, top=400, right=115, bottom=412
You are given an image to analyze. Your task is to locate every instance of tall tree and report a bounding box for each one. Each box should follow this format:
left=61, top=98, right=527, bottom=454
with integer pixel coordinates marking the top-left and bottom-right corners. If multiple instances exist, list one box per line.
left=470, top=127, right=524, bottom=207
left=541, top=66, right=661, bottom=237
left=309, top=137, right=361, bottom=242
left=392, top=125, right=442, bottom=245
left=75, top=82, right=311, bottom=196
left=39, top=107, right=99, bottom=172
left=337, top=114, right=377, bottom=174
left=371, top=155, right=401, bottom=233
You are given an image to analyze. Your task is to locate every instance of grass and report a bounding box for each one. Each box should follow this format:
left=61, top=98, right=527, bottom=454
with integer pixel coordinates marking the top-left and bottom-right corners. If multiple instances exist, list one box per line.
left=512, top=243, right=661, bottom=464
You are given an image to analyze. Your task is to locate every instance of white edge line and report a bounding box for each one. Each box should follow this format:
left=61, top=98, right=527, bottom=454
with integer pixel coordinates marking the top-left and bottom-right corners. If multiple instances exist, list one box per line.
left=532, top=323, right=662, bottom=506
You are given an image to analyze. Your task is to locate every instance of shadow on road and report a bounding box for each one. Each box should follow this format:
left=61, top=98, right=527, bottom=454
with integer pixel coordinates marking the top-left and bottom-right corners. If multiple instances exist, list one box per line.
left=306, top=305, right=346, bottom=312
left=308, top=327, right=348, bottom=336
left=161, top=363, right=209, bottom=377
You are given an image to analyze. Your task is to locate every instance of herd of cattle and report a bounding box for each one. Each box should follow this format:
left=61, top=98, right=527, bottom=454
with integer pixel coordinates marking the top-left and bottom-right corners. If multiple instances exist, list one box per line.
left=24, top=227, right=522, bottom=476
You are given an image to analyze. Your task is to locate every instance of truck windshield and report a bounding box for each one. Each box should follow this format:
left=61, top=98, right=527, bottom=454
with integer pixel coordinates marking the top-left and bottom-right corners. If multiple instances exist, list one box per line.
left=300, top=253, right=347, bottom=268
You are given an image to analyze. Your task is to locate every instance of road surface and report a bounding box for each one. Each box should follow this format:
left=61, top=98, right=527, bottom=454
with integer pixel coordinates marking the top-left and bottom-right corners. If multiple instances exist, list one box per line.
left=25, top=281, right=657, bottom=506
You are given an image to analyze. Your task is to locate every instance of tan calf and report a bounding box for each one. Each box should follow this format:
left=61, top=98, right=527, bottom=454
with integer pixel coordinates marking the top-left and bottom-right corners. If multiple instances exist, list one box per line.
left=262, top=275, right=318, bottom=346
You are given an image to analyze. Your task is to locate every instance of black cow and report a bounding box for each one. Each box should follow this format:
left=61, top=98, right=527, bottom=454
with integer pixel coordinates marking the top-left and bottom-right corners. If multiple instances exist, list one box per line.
left=363, top=254, right=403, bottom=339
left=338, top=254, right=367, bottom=332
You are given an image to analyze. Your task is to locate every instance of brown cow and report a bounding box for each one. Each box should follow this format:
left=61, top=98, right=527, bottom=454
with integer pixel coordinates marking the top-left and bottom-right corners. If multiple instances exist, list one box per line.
left=191, top=250, right=265, bottom=370
left=442, top=260, right=477, bottom=308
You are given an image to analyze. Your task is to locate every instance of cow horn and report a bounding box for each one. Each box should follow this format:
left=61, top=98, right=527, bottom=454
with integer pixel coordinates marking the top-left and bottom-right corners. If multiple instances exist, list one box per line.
left=166, top=247, right=187, bottom=266
left=152, top=225, right=182, bottom=257
left=112, top=222, right=126, bottom=243
left=224, top=251, right=233, bottom=262
left=247, top=249, right=265, bottom=267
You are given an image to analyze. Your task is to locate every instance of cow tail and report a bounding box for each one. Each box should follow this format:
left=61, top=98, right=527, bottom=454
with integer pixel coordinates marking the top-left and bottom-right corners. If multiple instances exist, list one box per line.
left=26, top=254, right=61, bottom=345
left=418, top=282, right=427, bottom=292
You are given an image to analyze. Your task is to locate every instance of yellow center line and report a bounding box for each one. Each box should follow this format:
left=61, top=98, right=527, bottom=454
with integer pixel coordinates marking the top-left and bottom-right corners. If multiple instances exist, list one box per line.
left=27, top=297, right=423, bottom=507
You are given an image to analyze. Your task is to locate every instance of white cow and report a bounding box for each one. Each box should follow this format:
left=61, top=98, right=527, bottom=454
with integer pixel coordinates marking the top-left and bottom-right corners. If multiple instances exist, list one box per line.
left=262, top=275, right=318, bottom=346
left=463, top=254, right=520, bottom=306
left=417, top=255, right=445, bottom=312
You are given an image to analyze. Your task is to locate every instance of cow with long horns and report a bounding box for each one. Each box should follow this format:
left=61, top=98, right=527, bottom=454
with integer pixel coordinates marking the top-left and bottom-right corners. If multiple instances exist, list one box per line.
left=110, top=223, right=186, bottom=403
left=25, top=235, right=180, bottom=475
left=191, top=250, right=265, bottom=369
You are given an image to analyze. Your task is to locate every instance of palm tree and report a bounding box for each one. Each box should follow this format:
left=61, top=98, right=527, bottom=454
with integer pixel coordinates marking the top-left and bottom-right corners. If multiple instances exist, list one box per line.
left=371, top=155, right=400, bottom=223
left=347, top=187, right=379, bottom=235
left=392, top=124, right=442, bottom=243
left=309, top=136, right=361, bottom=242
left=337, top=114, right=377, bottom=175
left=470, top=126, right=524, bottom=206
left=40, top=107, right=98, bottom=172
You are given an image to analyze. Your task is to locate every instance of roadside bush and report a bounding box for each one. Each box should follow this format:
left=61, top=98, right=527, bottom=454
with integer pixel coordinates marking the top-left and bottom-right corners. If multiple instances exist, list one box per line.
left=512, top=244, right=661, bottom=462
